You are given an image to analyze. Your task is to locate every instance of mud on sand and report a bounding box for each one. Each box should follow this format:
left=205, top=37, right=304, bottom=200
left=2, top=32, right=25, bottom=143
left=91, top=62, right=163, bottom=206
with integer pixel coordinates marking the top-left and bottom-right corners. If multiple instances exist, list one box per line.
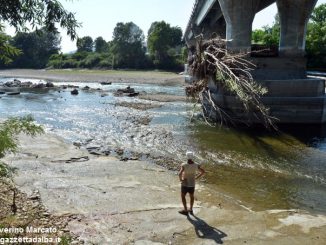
left=2, top=133, right=326, bottom=244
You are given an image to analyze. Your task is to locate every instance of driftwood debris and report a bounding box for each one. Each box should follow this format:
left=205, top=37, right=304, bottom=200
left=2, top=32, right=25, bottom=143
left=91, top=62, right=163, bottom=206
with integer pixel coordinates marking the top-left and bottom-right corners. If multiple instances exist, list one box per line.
left=186, top=36, right=276, bottom=128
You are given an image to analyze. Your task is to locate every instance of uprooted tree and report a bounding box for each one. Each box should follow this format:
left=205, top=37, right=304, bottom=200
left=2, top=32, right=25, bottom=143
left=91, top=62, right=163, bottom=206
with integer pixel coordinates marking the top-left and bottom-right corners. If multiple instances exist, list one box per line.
left=186, top=36, right=277, bottom=129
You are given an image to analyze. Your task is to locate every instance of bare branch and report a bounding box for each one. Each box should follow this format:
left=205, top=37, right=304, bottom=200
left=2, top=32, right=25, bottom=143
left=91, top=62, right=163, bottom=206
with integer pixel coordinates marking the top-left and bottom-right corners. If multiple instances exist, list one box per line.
left=186, top=37, right=277, bottom=129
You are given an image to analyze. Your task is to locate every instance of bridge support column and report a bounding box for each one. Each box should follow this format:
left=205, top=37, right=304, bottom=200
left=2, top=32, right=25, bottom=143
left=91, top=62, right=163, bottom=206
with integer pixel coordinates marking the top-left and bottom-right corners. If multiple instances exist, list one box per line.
left=277, top=0, right=318, bottom=57
left=218, top=0, right=260, bottom=52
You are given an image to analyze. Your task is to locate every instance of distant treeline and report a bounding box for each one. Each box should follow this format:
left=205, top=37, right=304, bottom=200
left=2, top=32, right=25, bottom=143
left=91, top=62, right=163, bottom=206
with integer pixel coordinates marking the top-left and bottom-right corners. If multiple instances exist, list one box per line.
left=1, top=4, right=325, bottom=71
left=0, top=21, right=188, bottom=71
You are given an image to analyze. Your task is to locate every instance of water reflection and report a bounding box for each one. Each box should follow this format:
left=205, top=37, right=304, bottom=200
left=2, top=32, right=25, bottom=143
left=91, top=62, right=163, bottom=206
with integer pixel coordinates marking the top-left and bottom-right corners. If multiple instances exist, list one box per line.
left=191, top=122, right=326, bottom=213
left=279, top=124, right=326, bottom=146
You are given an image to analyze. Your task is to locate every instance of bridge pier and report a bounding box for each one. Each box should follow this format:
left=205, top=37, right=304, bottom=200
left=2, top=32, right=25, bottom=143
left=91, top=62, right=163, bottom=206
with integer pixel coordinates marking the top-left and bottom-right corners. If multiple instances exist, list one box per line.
left=184, top=0, right=326, bottom=125
left=218, top=0, right=260, bottom=52
left=277, top=0, right=318, bottom=57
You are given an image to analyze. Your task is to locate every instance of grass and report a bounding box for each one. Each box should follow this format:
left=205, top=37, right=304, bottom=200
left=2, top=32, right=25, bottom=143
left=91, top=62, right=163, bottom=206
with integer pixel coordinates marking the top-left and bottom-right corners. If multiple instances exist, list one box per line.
left=59, top=235, right=73, bottom=245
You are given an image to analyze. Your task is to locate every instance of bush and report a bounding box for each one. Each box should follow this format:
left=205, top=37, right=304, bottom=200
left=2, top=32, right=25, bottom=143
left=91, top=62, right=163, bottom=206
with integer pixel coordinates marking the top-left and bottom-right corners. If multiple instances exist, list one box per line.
left=62, top=59, right=79, bottom=68
left=47, top=53, right=69, bottom=69
left=98, top=59, right=112, bottom=68
left=47, top=59, right=63, bottom=69
left=79, top=53, right=102, bottom=68
left=0, top=115, right=44, bottom=159
left=0, top=161, right=16, bottom=178
left=72, top=51, right=89, bottom=61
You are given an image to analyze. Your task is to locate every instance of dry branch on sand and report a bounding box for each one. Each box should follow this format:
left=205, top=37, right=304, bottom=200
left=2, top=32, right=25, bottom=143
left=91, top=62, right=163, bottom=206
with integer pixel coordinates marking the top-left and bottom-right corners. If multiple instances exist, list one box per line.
left=186, top=36, right=277, bottom=129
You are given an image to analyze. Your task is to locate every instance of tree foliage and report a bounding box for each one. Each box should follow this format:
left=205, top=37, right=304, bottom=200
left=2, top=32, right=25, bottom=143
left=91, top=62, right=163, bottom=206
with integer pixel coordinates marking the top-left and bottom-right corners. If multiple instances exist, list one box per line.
left=0, top=116, right=44, bottom=177
left=110, top=22, right=146, bottom=68
left=306, top=4, right=326, bottom=69
left=0, top=0, right=79, bottom=39
left=95, top=36, right=108, bottom=53
left=0, top=0, right=79, bottom=64
left=0, top=24, right=21, bottom=64
left=0, top=115, right=44, bottom=160
left=47, top=50, right=113, bottom=69
left=76, top=36, right=93, bottom=52
left=252, top=14, right=280, bottom=46
left=8, top=28, right=61, bottom=68
left=147, top=21, right=183, bottom=69
left=310, top=3, right=326, bottom=23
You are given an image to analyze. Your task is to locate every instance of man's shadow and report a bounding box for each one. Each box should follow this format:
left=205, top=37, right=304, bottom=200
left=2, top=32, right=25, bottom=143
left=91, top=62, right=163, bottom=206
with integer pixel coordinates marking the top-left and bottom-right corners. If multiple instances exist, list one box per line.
left=187, top=214, right=227, bottom=244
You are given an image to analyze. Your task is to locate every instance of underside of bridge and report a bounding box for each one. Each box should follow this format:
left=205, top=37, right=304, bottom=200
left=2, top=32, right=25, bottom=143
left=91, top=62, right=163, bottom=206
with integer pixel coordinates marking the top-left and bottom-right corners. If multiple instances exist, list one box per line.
left=185, top=0, right=326, bottom=124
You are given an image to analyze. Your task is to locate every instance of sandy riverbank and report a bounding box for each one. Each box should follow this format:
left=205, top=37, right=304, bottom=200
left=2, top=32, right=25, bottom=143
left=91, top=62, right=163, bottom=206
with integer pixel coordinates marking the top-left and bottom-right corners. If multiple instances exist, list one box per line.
left=0, top=69, right=185, bottom=86
left=2, top=133, right=326, bottom=244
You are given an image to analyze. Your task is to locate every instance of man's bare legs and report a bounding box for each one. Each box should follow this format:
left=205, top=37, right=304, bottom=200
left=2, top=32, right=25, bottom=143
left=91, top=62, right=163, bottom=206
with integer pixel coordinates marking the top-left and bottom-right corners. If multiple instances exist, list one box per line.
left=181, top=192, right=187, bottom=211
left=180, top=192, right=195, bottom=215
left=189, top=193, right=194, bottom=214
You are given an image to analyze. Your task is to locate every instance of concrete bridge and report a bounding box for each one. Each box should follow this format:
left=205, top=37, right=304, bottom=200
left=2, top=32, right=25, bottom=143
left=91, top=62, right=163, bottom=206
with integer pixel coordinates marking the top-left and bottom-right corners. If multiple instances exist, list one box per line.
left=184, top=0, right=326, bottom=124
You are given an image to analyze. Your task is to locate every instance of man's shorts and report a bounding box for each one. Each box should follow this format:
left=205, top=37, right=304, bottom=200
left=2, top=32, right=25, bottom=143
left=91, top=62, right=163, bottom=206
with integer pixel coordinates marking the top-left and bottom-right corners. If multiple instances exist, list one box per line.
left=181, top=185, right=195, bottom=194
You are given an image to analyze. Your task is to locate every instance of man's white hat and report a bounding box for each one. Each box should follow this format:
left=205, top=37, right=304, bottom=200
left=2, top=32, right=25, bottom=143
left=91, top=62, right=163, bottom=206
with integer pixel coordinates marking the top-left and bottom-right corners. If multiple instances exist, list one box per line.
left=186, top=151, right=194, bottom=160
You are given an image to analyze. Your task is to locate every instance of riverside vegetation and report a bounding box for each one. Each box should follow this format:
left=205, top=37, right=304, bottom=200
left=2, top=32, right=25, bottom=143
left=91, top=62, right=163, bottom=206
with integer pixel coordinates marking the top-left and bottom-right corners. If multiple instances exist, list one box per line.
left=0, top=21, right=187, bottom=71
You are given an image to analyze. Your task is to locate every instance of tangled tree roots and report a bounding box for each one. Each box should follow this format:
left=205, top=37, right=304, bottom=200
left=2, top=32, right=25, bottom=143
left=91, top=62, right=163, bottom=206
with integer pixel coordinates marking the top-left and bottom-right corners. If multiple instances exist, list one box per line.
left=186, top=36, right=277, bottom=129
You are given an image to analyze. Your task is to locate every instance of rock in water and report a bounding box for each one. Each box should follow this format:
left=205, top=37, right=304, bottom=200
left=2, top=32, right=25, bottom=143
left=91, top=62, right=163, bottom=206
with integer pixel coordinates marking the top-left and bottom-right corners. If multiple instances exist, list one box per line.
left=114, top=86, right=139, bottom=97
left=6, top=92, right=21, bottom=95
left=32, top=83, right=45, bottom=89
left=100, top=81, right=112, bottom=85
left=46, top=82, right=55, bottom=87
left=71, top=89, right=79, bottom=95
left=4, top=80, right=21, bottom=87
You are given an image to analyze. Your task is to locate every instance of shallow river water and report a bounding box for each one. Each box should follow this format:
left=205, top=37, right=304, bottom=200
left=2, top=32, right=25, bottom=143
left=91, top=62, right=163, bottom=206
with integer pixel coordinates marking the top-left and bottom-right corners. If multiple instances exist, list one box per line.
left=1, top=77, right=326, bottom=214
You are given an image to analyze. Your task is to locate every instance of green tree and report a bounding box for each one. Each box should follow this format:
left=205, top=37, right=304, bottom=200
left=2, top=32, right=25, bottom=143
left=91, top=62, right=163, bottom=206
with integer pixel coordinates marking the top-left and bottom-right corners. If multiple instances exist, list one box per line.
left=10, top=28, right=61, bottom=68
left=306, top=4, right=326, bottom=69
left=252, top=29, right=266, bottom=44
left=0, top=0, right=79, bottom=37
left=76, top=36, right=94, bottom=52
left=252, top=14, right=280, bottom=46
left=310, top=3, right=326, bottom=23
left=0, top=25, right=21, bottom=64
left=0, top=0, right=79, bottom=63
left=47, top=53, right=67, bottom=68
left=110, top=22, right=146, bottom=68
left=147, top=21, right=182, bottom=69
left=95, top=36, right=108, bottom=53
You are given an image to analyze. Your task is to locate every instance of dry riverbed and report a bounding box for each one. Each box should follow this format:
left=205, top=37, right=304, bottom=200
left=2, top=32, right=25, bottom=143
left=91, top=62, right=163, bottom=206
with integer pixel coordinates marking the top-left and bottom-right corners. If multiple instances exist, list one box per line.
left=2, top=133, right=326, bottom=244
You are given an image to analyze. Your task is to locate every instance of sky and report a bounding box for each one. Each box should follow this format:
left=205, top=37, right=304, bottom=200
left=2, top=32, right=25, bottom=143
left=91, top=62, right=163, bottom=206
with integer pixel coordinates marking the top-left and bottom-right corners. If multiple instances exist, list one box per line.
left=5, top=0, right=326, bottom=53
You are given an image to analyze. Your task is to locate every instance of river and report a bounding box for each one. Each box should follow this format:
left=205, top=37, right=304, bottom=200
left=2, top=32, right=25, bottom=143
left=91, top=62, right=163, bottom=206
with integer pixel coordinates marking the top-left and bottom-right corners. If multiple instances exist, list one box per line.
left=1, top=76, right=325, bottom=214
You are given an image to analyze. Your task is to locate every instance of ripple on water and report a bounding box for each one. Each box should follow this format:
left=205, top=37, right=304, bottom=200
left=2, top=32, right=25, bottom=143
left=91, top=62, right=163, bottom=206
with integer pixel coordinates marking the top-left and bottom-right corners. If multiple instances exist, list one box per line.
left=1, top=79, right=326, bottom=213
